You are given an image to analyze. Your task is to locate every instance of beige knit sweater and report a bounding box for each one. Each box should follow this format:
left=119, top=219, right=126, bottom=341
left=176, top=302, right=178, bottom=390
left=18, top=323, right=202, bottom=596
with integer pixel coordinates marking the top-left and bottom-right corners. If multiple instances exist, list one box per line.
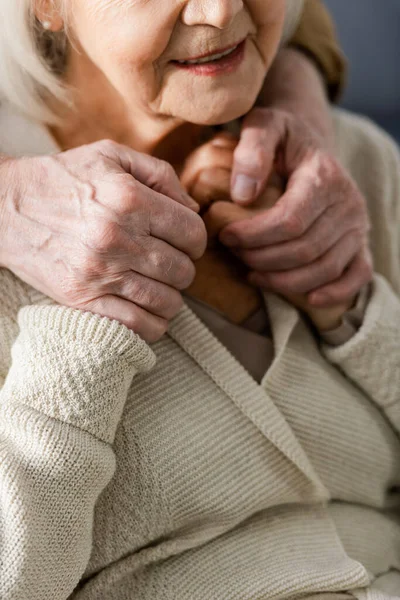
left=0, top=102, right=400, bottom=598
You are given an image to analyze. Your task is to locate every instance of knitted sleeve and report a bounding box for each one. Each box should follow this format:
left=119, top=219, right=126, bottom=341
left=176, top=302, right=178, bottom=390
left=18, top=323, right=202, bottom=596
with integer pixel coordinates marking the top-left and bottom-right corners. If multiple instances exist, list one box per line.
left=0, top=303, right=156, bottom=600
left=322, top=112, right=400, bottom=436
left=322, top=275, right=400, bottom=435
left=289, top=0, right=347, bottom=101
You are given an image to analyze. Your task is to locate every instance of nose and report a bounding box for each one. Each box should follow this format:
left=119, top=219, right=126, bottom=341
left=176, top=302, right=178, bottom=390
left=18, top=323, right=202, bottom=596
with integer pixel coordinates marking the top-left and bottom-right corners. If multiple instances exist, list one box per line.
left=181, top=0, right=244, bottom=29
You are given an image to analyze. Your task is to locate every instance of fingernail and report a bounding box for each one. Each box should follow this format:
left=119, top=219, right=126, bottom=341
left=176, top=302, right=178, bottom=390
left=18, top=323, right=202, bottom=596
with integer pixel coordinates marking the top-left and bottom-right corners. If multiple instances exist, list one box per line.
left=232, top=175, right=258, bottom=203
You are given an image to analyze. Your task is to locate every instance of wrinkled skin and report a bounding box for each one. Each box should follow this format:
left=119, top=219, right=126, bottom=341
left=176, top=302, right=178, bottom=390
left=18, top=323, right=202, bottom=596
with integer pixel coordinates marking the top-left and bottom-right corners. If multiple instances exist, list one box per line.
left=0, top=1, right=371, bottom=341
left=0, top=141, right=206, bottom=343
left=224, top=107, right=373, bottom=310
left=181, top=131, right=360, bottom=331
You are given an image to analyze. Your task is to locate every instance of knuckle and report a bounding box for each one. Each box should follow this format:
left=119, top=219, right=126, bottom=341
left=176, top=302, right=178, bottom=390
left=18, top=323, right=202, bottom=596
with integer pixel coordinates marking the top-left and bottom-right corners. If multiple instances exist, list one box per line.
left=190, top=218, right=207, bottom=259
left=115, top=178, right=140, bottom=215
left=317, top=152, right=340, bottom=183
left=173, top=257, right=196, bottom=290
left=94, top=138, right=120, bottom=155
left=83, top=219, right=120, bottom=253
left=296, top=243, right=318, bottom=265
left=152, top=319, right=169, bottom=342
left=124, top=308, right=142, bottom=333
left=157, top=159, right=177, bottom=185
left=281, top=213, right=306, bottom=238
left=149, top=250, right=195, bottom=290
left=164, top=290, right=184, bottom=319
left=326, top=257, right=343, bottom=281
left=131, top=280, right=182, bottom=319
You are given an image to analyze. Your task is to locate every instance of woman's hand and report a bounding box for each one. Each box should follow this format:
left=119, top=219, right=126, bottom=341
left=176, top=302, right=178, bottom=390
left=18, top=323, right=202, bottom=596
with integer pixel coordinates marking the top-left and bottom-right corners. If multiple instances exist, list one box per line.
left=181, top=132, right=359, bottom=331
left=0, top=140, right=207, bottom=342
left=224, top=48, right=373, bottom=310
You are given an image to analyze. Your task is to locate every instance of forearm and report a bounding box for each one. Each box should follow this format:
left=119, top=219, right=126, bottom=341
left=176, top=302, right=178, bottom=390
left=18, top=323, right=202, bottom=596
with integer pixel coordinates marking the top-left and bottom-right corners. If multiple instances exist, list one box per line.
left=0, top=304, right=156, bottom=599
left=258, top=47, right=335, bottom=149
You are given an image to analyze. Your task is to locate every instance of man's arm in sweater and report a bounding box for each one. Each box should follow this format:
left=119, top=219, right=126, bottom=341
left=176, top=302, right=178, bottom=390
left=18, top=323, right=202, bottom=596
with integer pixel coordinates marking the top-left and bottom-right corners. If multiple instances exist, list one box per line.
left=0, top=296, right=155, bottom=600
left=321, top=116, right=400, bottom=437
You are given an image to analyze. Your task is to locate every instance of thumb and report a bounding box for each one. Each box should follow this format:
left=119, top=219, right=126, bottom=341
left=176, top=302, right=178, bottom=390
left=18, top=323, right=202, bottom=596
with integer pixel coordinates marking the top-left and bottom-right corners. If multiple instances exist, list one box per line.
left=231, top=108, right=286, bottom=206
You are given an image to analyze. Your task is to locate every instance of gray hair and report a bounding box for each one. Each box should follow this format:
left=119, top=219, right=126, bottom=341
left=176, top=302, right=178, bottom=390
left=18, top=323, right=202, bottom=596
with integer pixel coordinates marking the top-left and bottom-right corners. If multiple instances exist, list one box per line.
left=0, top=0, right=304, bottom=124
left=0, top=0, right=69, bottom=123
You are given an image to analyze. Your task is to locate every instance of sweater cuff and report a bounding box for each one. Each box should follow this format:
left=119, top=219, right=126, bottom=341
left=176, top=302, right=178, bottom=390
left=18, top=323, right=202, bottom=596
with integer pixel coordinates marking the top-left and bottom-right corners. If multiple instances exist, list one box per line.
left=2, top=305, right=156, bottom=443
left=18, top=304, right=155, bottom=371
left=322, top=274, right=400, bottom=414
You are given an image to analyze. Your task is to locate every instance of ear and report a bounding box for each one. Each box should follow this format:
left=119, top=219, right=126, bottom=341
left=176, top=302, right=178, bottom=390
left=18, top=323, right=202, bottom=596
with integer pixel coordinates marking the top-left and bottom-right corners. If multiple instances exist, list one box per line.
left=33, top=0, right=64, bottom=32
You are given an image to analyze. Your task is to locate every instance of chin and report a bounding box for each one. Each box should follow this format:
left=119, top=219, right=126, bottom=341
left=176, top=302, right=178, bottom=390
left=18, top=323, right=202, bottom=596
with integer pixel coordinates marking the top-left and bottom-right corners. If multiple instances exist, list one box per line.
left=179, top=95, right=258, bottom=126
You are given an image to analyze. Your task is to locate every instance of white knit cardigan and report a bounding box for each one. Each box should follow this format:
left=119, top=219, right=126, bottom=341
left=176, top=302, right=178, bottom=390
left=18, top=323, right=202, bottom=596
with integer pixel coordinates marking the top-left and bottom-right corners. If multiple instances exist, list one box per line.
left=1, top=39, right=400, bottom=600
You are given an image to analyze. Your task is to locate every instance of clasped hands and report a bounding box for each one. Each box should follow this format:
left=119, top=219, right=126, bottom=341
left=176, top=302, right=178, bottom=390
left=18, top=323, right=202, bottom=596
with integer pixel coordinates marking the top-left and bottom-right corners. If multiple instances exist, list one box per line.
left=181, top=111, right=372, bottom=332
left=0, top=109, right=372, bottom=342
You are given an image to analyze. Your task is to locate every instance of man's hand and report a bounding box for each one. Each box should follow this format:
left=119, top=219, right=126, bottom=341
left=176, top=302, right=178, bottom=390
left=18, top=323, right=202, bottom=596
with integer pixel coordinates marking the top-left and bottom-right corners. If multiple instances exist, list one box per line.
left=182, top=131, right=364, bottom=332
left=0, top=140, right=206, bottom=342
left=222, top=107, right=373, bottom=309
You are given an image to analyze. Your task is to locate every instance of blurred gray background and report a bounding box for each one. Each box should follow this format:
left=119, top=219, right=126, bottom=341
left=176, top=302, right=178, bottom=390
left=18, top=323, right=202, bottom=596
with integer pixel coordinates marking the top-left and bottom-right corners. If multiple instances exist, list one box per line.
left=325, top=0, right=400, bottom=142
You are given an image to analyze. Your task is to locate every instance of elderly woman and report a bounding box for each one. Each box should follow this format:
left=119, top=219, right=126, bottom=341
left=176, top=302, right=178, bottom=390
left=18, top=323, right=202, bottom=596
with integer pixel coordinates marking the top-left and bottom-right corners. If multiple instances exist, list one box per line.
left=0, top=1, right=399, bottom=599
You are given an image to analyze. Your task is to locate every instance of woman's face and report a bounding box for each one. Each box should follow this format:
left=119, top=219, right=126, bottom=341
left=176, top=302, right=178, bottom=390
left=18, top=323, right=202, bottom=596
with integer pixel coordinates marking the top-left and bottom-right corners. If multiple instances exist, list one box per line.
left=66, top=0, right=286, bottom=125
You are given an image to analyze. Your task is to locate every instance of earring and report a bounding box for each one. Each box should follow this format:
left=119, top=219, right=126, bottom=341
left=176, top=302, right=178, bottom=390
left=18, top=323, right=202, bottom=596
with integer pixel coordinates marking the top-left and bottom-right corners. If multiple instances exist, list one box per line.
left=42, top=21, right=52, bottom=30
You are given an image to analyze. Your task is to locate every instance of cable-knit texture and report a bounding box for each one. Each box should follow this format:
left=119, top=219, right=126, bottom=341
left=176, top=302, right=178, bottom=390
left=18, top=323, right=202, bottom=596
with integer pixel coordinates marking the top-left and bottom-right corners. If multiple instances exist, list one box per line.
left=2, top=305, right=155, bottom=443
left=0, top=110, right=400, bottom=598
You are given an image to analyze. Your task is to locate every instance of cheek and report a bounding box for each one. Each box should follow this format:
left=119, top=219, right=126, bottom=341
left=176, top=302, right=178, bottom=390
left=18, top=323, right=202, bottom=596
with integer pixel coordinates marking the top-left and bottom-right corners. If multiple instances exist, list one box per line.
left=246, top=0, right=286, bottom=59
left=69, top=1, right=178, bottom=96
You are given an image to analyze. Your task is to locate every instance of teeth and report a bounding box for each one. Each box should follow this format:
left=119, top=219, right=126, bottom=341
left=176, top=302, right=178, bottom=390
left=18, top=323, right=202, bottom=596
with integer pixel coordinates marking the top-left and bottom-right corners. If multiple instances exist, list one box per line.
left=178, top=45, right=238, bottom=65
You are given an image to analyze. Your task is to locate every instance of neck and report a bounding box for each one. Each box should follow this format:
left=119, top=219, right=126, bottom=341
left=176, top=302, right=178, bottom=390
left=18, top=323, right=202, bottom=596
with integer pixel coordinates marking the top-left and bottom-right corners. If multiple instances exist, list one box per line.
left=50, top=50, right=210, bottom=168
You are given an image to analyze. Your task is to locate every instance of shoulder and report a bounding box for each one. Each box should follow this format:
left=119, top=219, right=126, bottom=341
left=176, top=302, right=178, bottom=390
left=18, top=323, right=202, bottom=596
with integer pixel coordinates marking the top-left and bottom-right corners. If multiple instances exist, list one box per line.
left=333, top=108, right=400, bottom=292
left=332, top=108, right=400, bottom=188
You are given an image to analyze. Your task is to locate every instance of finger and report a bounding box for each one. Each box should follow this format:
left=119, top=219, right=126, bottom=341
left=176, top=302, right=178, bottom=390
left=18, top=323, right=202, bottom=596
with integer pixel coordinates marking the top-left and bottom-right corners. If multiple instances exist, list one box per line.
left=181, top=144, right=236, bottom=191
left=308, top=250, right=373, bottom=307
left=249, top=230, right=360, bottom=295
left=231, top=108, right=286, bottom=205
left=204, top=183, right=282, bottom=240
left=190, top=167, right=232, bottom=209
left=210, top=132, right=239, bottom=149
left=146, top=185, right=207, bottom=260
left=86, top=175, right=207, bottom=261
left=114, top=272, right=184, bottom=320
left=97, top=139, right=199, bottom=211
left=222, top=161, right=331, bottom=249
left=130, top=236, right=197, bottom=291
left=203, top=201, right=255, bottom=239
left=81, top=295, right=168, bottom=343
left=238, top=203, right=358, bottom=272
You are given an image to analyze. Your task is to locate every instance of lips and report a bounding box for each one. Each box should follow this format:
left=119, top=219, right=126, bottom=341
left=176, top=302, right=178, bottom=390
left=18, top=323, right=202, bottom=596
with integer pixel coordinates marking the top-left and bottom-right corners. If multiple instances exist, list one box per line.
left=172, top=40, right=246, bottom=76
left=175, top=40, right=245, bottom=65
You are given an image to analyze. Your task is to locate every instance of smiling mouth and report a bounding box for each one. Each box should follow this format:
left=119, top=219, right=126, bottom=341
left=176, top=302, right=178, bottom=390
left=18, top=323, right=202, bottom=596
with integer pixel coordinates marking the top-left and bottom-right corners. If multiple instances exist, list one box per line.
left=174, top=40, right=245, bottom=65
